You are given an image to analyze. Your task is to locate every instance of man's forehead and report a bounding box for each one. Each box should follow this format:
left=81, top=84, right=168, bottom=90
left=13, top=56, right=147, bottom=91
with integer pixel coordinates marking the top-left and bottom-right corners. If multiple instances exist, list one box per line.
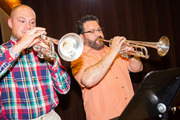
left=16, top=16, right=36, bottom=21
left=84, top=21, right=100, bottom=29
left=11, top=6, right=36, bottom=19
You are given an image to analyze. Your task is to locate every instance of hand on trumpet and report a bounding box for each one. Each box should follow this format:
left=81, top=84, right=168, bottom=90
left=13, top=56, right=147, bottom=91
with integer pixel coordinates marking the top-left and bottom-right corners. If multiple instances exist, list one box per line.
left=110, top=36, right=135, bottom=58
left=110, top=36, right=126, bottom=54
left=12, top=27, right=47, bottom=54
left=33, top=36, right=55, bottom=60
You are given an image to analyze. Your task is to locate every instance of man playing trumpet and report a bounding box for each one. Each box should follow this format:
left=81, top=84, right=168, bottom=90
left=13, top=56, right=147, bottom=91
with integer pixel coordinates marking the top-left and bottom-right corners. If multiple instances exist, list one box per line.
left=71, top=15, right=143, bottom=120
left=0, top=5, right=70, bottom=120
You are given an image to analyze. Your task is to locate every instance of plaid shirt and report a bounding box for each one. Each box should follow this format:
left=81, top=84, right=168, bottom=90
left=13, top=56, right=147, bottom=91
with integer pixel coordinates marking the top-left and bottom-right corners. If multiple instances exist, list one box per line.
left=0, top=36, right=71, bottom=120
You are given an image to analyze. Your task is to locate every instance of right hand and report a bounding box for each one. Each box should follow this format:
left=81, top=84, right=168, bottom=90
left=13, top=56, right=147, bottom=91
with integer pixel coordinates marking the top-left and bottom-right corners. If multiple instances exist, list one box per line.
left=13, top=27, right=46, bottom=54
left=110, top=36, right=126, bottom=55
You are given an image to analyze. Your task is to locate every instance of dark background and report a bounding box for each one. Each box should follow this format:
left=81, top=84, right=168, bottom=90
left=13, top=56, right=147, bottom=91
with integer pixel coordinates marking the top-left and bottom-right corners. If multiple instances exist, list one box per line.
left=3, top=0, right=180, bottom=119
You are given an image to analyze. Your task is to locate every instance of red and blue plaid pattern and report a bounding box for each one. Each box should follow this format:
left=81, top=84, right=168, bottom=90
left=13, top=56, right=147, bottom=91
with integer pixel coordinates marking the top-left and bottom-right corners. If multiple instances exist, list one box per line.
left=0, top=36, right=71, bottom=119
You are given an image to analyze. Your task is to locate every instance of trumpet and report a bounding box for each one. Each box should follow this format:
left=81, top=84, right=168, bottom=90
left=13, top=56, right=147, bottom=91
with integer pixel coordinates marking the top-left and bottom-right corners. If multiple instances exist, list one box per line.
left=33, top=33, right=84, bottom=61
left=99, top=36, right=170, bottom=59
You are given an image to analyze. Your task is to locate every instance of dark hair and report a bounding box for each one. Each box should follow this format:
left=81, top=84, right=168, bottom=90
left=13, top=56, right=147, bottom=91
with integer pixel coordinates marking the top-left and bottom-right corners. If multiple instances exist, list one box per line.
left=76, top=15, right=99, bottom=34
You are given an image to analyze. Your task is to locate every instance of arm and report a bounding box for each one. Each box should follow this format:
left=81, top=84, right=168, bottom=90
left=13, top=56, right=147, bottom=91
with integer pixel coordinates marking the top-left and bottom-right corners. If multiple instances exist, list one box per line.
left=81, top=37, right=126, bottom=88
left=120, top=39, right=143, bottom=72
left=128, top=56, right=143, bottom=72
left=12, top=27, right=46, bottom=54
left=47, top=53, right=71, bottom=94
left=0, top=27, right=46, bottom=78
left=0, top=45, right=18, bottom=78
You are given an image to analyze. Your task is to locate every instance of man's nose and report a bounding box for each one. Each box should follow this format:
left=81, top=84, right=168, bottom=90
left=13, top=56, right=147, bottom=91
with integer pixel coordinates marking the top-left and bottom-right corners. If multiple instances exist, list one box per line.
left=94, top=30, right=102, bottom=36
left=26, top=22, right=31, bottom=29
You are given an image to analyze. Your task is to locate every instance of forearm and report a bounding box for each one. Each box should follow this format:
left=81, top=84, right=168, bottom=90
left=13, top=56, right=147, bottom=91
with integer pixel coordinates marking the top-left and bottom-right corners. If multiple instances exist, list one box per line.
left=53, top=68, right=71, bottom=94
left=12, top=43, right=24, bottom=54
left=81, top=50, right=117, bottom=88
left=48, top=54, right=71, bottom=94
left=128, top=56, right=143, bottom=72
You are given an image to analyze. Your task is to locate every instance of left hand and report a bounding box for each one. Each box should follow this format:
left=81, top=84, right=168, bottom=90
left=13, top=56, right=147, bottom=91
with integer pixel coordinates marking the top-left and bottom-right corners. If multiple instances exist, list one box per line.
left=121, top=42, right=135, bottom=52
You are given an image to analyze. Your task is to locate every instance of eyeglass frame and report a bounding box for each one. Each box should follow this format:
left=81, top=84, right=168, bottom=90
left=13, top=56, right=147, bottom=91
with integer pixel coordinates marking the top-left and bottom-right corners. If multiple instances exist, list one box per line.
left=81, top=27, right=103, bottom=34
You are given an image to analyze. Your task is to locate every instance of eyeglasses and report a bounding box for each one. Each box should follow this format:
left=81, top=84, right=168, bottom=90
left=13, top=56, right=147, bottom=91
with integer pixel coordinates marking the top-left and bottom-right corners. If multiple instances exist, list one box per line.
left=82, top=28, right=103, bottom=34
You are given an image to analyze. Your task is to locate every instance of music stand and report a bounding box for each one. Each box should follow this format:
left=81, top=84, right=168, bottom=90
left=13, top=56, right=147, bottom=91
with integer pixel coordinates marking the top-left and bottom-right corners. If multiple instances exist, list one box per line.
left=111, top=67, right=180, bottom=120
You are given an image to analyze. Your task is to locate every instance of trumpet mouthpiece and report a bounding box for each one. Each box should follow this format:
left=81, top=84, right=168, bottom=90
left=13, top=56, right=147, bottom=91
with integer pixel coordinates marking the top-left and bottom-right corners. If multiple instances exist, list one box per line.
left=98, top=38, right=104, bottom=42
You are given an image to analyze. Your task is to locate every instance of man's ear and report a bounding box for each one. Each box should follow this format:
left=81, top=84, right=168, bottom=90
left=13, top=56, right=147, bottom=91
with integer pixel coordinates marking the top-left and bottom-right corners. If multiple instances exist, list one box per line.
left=79, top=34, right=85, bottom=42
left=8, top=18, right=12, bottom=28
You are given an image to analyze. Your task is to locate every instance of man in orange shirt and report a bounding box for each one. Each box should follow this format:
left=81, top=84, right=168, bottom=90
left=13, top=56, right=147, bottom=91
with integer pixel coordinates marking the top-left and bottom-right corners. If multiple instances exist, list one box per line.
left=71, top=15, right=143, bottom=120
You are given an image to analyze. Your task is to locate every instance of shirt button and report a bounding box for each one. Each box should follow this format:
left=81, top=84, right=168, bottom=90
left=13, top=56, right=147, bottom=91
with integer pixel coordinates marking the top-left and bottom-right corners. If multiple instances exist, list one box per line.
left=9, top=57, right=12, bottom=60
left=122, top=86, right=124, bottom=88
left=116, top=77, right=118, bottom=79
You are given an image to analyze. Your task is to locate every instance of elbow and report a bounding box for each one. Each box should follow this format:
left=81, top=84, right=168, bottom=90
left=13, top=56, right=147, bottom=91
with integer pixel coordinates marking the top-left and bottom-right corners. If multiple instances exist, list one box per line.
left=138, top=66, right=143, bottom=72
left=81, top=79, right=93, bottom=88
left=81, top=76, right=95, bottom=88
left=61, top=80, right=71, bottom=94
left=129, top=58, right=143, bottom=72
left=129, top=64, right=143, bottom=73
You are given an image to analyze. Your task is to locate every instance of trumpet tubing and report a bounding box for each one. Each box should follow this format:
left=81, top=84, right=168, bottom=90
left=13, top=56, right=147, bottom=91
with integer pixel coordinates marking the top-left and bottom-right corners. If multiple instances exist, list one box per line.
left=99, top=36, right=170, bottom=59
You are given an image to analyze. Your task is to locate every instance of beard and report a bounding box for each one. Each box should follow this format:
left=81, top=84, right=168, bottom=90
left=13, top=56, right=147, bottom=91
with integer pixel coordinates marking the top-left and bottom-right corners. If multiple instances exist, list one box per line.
left=86, top=36, right=104, bottom=50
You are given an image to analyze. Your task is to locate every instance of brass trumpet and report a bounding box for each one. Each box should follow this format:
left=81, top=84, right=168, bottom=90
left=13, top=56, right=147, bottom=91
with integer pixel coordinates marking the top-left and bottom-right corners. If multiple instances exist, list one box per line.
left=33, top=33, right=84, bottom=61
left=99, top=36, right=170, bottom=59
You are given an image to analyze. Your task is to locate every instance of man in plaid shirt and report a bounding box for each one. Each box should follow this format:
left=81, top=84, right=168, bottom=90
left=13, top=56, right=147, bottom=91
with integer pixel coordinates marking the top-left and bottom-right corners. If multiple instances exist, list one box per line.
left=0, top=5, right=71, bottom=120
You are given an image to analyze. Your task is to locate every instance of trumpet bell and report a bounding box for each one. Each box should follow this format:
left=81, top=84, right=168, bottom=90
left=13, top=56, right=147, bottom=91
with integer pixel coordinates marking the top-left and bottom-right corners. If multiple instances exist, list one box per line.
left=58, top=33, right=84, bottom=61
left=157, top=36, right=170, bottom=56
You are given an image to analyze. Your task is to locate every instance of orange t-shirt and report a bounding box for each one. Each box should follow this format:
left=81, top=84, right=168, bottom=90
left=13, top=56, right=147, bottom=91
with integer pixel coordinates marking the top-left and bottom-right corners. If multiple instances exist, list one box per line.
left=71, top=45, right=134, bottom=120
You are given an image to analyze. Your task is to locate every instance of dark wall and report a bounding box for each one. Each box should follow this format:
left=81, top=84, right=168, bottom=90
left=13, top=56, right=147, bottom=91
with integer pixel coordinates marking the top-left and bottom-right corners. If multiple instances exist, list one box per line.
left=21, top=0, right=180, bottom=120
